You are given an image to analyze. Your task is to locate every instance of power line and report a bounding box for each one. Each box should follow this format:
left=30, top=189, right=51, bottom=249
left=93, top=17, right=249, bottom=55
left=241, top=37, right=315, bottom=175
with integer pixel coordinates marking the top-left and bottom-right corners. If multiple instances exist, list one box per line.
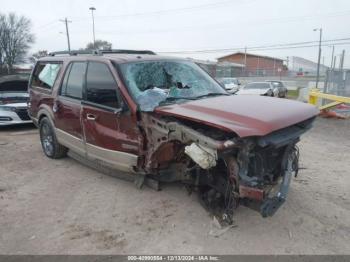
left=94, top=10, right=350, bottom=36
left=71, top=0, right=245, bottom=21
left=157, top=39, right=350, bottom=54
left=36, top=20, right=60, bottom=30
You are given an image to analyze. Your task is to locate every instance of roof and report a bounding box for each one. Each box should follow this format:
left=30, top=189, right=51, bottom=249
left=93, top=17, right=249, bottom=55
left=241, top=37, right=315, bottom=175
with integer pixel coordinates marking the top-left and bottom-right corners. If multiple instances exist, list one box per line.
left=217, top=52, right=284, bottom=62
left=38, top=51, right=188, bottom=64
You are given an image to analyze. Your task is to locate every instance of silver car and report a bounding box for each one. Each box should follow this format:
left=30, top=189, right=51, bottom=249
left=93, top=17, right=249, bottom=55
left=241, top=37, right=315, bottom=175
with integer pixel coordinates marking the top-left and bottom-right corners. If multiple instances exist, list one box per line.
left=236, top=82, right=276, bottom=96
left=217, top=77, right=241, bottom=93
left=0, top=77, right=31, bottom=126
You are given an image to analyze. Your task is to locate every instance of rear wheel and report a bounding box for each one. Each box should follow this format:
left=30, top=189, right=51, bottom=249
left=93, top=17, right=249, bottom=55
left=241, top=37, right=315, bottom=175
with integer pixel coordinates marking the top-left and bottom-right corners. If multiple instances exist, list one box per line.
left=39, top=117, right=67, bottom=159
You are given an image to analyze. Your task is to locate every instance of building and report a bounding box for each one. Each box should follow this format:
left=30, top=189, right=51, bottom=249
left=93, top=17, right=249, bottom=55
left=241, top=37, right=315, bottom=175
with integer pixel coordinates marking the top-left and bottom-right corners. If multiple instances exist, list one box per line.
left=217, top=52, right=286, bottom=77
left=192, top=59, right=245, bottom=78
left=289, top=56, right=328, bottom=76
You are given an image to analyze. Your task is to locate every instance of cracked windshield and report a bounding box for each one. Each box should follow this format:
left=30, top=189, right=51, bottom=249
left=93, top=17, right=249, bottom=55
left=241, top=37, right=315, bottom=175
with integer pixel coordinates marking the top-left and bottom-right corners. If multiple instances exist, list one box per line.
left=120, top=60, right=227, bottom=111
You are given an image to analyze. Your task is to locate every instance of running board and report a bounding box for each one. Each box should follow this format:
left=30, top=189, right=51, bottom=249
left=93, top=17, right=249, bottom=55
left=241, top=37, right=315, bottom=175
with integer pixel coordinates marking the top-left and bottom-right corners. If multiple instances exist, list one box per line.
left=67, top=150, right=160, bottom=191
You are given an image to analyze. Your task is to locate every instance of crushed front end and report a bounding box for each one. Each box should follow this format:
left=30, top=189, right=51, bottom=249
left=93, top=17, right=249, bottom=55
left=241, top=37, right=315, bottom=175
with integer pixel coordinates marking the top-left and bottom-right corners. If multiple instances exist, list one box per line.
left=140, top=114, right=315, bottom=222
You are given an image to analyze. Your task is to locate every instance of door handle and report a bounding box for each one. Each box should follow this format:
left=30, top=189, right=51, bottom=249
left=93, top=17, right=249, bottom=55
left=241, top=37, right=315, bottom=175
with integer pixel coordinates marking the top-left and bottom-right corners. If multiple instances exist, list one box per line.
left=86, top=113, right=96, bottom=121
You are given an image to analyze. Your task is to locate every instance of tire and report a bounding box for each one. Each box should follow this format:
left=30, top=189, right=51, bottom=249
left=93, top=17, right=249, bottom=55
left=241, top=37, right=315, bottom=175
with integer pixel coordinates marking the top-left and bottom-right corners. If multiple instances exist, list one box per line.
left=39, top=117, right=67, bottom=159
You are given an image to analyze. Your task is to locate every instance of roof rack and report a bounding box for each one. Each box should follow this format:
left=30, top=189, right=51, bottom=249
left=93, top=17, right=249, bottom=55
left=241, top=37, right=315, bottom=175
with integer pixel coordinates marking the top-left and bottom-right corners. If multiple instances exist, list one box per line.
left=48, top=49, right=156, bottom=56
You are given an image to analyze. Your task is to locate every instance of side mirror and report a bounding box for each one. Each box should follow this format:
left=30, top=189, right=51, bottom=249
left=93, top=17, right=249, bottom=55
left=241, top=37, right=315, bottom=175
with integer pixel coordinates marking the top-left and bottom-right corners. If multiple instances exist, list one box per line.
left=113, top=99, right=129, bottom=116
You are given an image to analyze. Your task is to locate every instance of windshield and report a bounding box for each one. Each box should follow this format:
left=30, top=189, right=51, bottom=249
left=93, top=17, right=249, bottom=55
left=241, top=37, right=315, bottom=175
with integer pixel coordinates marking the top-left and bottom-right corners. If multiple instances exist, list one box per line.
left=119, top=60, right=227, bottom=111
left=245, top=83, right=270, bottom=89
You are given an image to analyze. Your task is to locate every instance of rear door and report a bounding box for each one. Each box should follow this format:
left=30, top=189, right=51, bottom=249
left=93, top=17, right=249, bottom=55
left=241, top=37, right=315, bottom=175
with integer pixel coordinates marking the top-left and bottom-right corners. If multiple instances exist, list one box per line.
left=82, top=61, right=140, bottom=172
left=54, top=61, right=86, bottom=155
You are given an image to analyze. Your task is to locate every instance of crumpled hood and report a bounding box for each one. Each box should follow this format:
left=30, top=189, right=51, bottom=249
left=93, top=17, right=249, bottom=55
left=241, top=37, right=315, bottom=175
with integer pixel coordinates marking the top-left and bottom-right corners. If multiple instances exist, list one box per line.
left=0, top=102, right=27, bottom=108
left=154, top=95, right=319, bottom=137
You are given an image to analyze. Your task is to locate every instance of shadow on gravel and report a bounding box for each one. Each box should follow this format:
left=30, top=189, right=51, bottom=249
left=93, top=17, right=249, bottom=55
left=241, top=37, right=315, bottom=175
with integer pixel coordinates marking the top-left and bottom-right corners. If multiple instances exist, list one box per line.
left=0, top=123, right=36, bottom=133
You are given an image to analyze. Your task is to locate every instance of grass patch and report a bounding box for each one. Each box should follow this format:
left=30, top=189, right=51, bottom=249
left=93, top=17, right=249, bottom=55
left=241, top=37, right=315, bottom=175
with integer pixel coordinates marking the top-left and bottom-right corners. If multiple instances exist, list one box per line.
left=287, top=89, right=299, bottom=99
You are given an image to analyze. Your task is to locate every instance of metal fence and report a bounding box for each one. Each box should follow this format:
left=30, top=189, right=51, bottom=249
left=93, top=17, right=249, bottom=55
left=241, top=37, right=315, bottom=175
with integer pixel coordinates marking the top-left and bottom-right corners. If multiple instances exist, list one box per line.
left=324, top=69, right=350, bottom=97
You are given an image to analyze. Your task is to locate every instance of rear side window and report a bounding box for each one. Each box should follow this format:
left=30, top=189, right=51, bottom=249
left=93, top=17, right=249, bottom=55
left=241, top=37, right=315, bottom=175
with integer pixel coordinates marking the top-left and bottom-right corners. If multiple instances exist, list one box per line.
left=31, top=62, right=62, bottom=89
left=61, top=62, right=86, bottom=99
left=86, top=62, right=119, bottom=108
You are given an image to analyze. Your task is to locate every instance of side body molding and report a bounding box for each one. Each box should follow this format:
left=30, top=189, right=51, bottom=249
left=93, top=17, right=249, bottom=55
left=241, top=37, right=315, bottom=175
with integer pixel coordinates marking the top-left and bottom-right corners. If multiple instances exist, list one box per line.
left=55, top=128, right=138, bottom=173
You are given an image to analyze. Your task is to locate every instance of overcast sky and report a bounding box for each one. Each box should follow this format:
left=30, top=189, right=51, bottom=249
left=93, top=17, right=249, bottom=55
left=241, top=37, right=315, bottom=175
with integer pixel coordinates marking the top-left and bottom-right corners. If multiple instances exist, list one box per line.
left=2, top=0, right=350, bottom=67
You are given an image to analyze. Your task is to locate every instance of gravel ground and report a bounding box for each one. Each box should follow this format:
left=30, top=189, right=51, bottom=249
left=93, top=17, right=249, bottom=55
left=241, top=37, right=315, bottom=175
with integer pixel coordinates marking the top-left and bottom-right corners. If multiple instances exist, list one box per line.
left=0, top=118, right=349, bottom=255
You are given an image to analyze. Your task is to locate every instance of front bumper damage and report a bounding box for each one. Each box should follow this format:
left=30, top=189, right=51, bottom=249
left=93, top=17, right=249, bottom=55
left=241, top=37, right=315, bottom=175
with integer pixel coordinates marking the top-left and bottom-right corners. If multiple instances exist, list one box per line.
left=140, top=114, right=314, bottom=220
left=240, top=144, right=299, bottom=217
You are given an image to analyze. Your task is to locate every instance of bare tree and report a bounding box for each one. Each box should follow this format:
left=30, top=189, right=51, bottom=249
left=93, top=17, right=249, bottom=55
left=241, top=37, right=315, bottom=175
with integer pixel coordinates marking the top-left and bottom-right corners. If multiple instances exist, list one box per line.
left=85, top=40, right=112, bottom=51
left=32, top=50, right=48, bottom=59
left=0, top=13, right=35, bottom=74
left=28, top=50, right=48, bottom=63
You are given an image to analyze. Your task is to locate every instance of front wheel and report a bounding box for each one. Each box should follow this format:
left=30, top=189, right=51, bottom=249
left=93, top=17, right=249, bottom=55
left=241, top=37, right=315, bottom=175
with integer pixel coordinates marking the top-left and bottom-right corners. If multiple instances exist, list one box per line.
left=39, top=117, right=67, bottom=159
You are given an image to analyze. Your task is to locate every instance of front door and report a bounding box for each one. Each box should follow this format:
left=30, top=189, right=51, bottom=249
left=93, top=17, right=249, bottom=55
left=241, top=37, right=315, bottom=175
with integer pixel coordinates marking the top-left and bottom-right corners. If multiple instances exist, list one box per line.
left=81, top=61, right=140, bottom=172
left=54, top=61, right=86, bottom=155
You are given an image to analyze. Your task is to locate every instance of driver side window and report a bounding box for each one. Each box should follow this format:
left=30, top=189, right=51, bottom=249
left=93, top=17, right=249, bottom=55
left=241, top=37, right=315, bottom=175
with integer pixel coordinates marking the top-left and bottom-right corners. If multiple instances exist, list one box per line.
left=86, top=62, right=120, bottom=109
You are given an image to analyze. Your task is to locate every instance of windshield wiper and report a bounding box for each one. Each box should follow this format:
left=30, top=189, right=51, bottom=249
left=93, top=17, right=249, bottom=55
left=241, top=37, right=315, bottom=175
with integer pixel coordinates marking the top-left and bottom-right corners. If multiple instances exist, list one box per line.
left=195, top=92, right=229, bottom=99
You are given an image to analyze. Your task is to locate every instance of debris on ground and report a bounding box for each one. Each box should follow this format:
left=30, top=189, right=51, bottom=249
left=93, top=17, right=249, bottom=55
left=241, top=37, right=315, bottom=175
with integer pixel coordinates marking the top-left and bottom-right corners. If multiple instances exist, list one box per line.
left=320, top=104, right=350, bottom=119
left=208, top=216, right=237, bottom=237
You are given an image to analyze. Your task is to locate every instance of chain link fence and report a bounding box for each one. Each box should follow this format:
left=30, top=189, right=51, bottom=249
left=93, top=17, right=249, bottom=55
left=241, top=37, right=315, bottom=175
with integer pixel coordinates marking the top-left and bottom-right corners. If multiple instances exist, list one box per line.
left=324, top=69, right=350, bottom=97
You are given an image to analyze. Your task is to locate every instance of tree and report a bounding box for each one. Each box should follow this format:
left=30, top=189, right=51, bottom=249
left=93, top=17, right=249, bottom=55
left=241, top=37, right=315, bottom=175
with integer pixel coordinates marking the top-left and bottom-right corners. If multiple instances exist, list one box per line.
left=32, top=50, right=48, bottom=59
left=0, top=13, right=35, bottom=74
left=85, top=40, right=112, bottom=51
left=29, top=50, right=48, bottom=63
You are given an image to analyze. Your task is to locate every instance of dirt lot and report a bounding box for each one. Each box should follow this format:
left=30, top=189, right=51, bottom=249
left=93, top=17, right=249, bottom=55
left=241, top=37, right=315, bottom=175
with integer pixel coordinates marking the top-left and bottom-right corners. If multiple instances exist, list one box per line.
left=0, top=118, right=349, bottom=255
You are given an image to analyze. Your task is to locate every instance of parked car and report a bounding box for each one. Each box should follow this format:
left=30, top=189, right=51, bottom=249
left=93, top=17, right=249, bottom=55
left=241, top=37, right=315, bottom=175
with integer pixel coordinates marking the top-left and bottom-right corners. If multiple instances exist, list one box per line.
left=237, top=82, right=277, bottom=96
left=216, top=77, right=241, bottom=93
left=29, top=50, right=318, bottom=221
left=0, top=75, right=31, bottom=126
left=266, top=80, right=288, bottom=98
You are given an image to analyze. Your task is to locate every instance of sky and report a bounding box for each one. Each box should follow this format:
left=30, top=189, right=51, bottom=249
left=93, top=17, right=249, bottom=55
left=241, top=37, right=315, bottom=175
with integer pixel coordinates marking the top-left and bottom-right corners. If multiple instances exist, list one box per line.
left=1, top=0, right=350, bottom=67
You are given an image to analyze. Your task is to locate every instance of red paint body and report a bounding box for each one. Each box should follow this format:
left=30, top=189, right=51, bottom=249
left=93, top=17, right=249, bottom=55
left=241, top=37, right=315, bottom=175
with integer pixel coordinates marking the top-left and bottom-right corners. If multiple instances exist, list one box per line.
left=155, top=95, right=319, bottom=137
left=82, top=104, right=140, bottom=155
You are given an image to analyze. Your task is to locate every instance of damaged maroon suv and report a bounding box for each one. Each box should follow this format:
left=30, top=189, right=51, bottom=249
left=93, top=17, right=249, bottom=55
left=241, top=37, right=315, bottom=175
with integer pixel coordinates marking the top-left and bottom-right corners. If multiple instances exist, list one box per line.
left=29, top=50, right=318, bottom=222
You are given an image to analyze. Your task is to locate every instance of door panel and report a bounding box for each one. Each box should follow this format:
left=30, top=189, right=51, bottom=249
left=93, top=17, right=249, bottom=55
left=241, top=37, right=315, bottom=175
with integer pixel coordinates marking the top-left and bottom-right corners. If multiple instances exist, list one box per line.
left=54, top=97, right=82, bottom=138
left=53, top=61, right=86, bottom=155
left=54, top=97, right=84, bottom=154
left=82, top=61, right=141, bottom=172
left=82, top=102, right=139, bottom=172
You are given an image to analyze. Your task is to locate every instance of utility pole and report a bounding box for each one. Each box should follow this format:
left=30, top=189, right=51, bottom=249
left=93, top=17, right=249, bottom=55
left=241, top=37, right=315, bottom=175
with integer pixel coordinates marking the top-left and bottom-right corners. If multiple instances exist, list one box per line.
left=313, top=28, right=322, bottom=88
left=339, top=50, right=345, bottom=70
left=330, top=46, right=334, bottom=70
left=89, top=7, right=96, bottom=49
left=244, top=47, right=247, bottom=76
left=59, top=18, right=71, bottom=52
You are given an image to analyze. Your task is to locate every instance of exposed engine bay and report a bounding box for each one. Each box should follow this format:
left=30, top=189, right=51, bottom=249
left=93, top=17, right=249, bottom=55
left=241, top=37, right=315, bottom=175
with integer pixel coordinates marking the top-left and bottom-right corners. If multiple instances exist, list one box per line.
left=139, top=113, right=315, bottom=223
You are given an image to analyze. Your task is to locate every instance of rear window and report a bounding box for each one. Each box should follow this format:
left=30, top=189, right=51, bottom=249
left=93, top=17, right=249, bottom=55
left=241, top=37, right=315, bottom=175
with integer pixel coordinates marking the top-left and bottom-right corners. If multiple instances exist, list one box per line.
left=60, top=62, right=86, bottom=100
left=31, top=62, right=62, bottom=89
left=271, top=82, right=283, bottom=87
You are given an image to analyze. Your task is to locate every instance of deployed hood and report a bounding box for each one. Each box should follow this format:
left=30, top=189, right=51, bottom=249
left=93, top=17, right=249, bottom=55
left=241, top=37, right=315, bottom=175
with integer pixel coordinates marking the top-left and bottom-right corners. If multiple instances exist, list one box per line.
left=155, top=95, right=319, bottom=137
